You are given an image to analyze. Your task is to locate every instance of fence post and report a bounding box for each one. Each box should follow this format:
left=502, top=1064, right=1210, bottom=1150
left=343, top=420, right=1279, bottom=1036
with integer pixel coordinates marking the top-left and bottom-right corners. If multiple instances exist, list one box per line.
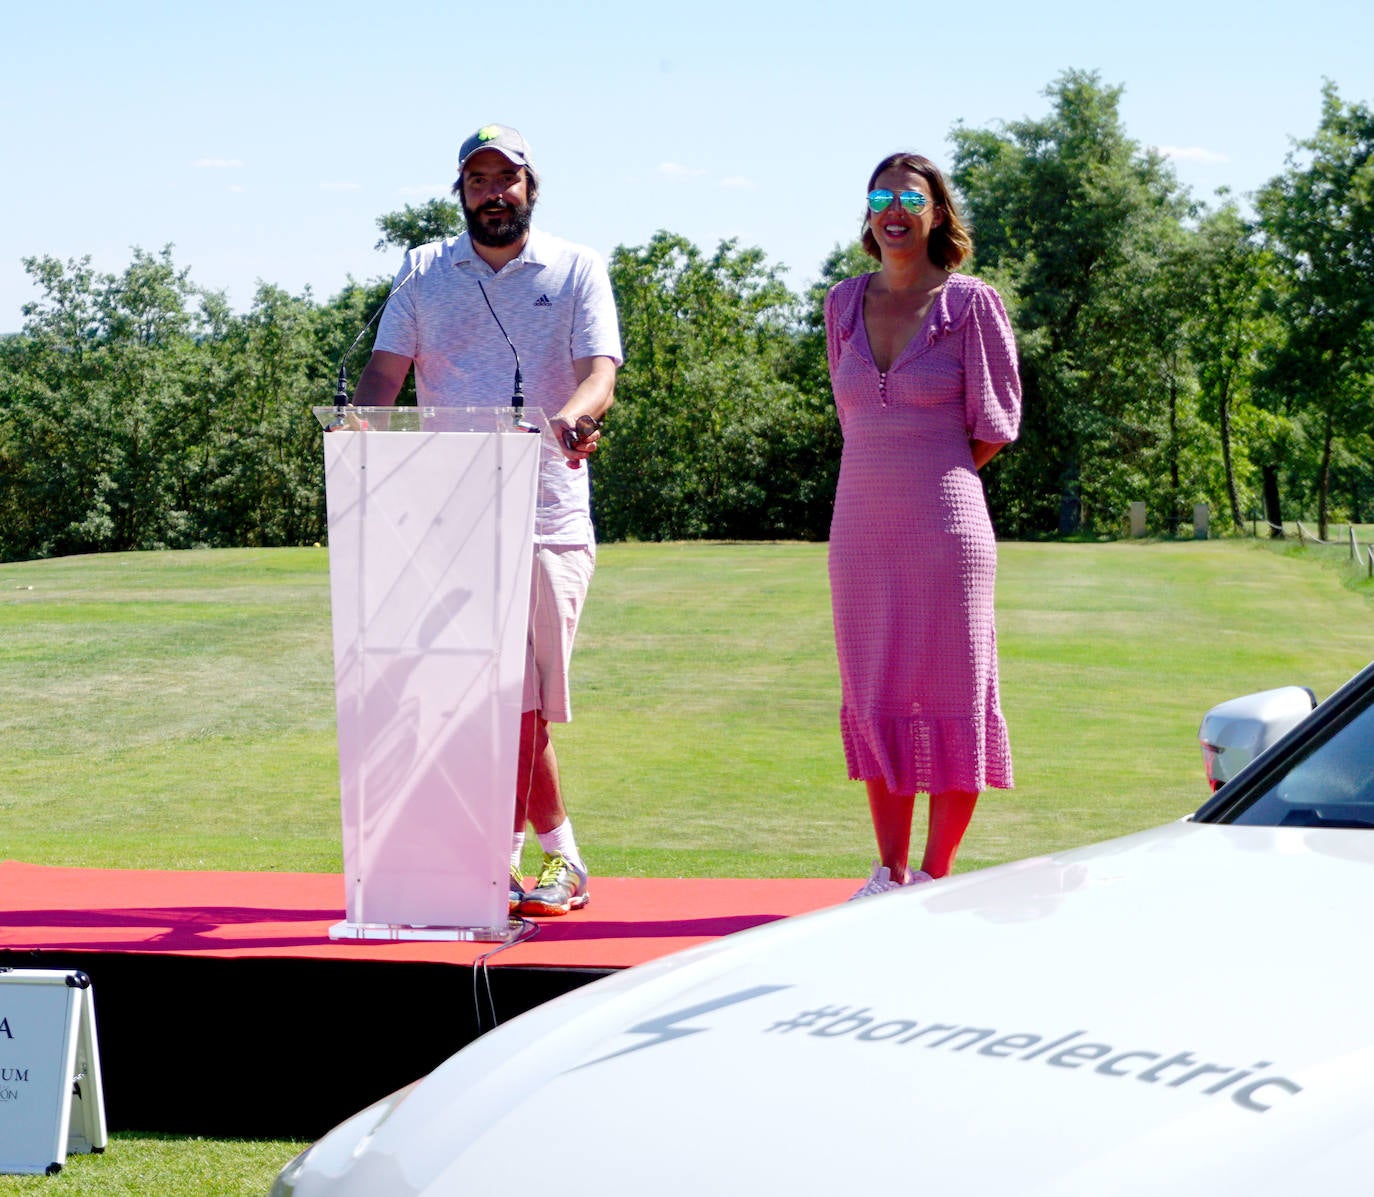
left=1129, top=501, right=1147, bottom=538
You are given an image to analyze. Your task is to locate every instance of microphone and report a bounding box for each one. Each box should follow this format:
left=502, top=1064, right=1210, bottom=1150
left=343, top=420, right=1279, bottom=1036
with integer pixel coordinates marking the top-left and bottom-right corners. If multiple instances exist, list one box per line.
left=332, top=259, right=422, bottom=411
left=476, top=279, right=539, bottom=433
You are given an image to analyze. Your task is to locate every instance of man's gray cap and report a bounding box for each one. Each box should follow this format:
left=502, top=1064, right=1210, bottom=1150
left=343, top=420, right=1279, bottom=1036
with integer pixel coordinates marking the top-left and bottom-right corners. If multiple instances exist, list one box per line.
left=457, top=124, right=533, bottom=172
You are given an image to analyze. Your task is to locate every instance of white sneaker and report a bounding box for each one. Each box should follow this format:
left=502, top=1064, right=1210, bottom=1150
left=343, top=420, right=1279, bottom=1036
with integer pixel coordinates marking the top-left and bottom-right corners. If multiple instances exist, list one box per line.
left=904, top=869, right=933, bottom=886
left=849, top=862, right=904, bottom=900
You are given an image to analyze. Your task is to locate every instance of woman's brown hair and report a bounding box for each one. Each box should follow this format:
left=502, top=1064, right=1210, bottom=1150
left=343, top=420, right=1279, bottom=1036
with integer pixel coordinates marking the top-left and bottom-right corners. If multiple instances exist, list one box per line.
left=860, top=152, right=972, bottom=270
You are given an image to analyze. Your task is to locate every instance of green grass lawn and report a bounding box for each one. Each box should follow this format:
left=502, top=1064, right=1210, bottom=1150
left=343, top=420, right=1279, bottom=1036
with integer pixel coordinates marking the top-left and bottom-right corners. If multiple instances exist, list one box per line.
left=1, top=538, right=1369, bottom=880
left=0, top=1135, right=307, bottom=1195
left=0, top=536, right=1369, bottom=1194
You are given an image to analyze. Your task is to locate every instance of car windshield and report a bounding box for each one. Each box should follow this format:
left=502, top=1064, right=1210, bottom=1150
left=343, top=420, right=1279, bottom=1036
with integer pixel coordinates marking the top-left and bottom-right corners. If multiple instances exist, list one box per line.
left=1226, top=699, right=1374, bottom=828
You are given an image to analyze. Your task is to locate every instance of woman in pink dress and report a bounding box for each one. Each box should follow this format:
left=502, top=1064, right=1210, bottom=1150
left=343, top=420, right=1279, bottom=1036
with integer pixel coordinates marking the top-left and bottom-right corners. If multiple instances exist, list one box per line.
left=824, top=152, right=1021, bottom=899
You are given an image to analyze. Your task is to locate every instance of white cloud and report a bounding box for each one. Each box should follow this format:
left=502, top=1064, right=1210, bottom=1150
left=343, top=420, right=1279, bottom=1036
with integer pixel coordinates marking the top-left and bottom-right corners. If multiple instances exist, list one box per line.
left=657, top=161, right=708, bottom=179
left=1156, top=145, right=1231, bottom=164
left=192, top=157, right=245, bottom=169
left=719, top=176, right=755, bottom=190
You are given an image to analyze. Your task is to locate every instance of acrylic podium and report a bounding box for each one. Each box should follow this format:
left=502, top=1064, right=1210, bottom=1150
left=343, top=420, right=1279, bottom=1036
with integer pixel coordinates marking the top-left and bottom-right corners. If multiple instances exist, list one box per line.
left=313, top=405, right=544, bottom=942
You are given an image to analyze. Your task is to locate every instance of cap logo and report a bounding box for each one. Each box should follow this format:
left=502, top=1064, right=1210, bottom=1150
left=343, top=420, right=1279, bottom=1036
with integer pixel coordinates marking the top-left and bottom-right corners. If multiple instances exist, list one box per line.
left=477, top=126, right=501, bottom=143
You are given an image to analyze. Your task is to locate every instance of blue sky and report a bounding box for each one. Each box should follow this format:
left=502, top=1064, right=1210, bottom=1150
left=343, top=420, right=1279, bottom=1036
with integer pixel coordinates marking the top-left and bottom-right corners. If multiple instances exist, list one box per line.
left=2, top=0, right=1370, bottom=334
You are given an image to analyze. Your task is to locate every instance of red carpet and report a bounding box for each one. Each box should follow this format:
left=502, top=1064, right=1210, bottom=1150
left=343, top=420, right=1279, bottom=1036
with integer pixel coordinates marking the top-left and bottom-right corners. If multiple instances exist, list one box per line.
left=0, top=860, right=852, bottom=970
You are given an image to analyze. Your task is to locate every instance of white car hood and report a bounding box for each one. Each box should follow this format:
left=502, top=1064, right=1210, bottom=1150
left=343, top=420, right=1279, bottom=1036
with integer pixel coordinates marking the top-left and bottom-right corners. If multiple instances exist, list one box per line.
left=288, top=822, right=1374, bottom=1195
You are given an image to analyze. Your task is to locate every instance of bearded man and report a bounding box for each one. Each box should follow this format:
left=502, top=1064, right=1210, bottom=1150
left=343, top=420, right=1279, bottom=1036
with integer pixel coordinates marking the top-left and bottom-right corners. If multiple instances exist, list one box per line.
left=352, top=123, right=622, bottom=917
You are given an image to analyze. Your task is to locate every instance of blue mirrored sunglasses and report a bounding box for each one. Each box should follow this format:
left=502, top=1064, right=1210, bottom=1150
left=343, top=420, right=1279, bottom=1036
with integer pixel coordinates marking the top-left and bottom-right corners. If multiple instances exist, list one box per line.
left=867, top=189, right=930, bottom=215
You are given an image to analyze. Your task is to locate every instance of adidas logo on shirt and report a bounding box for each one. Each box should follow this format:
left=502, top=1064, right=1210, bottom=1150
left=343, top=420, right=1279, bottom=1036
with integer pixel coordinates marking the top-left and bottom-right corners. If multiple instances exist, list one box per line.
left=533, top=294, right=553, bottom=307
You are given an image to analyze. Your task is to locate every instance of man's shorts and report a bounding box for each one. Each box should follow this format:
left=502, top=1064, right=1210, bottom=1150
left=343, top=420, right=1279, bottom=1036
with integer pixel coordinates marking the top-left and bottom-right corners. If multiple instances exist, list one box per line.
left=524, top=543, right=595, bottom=723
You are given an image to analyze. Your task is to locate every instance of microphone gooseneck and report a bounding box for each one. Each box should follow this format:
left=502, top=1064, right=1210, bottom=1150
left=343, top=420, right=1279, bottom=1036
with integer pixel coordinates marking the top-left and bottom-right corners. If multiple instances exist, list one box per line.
left=332, top=259, right=422, bottom=409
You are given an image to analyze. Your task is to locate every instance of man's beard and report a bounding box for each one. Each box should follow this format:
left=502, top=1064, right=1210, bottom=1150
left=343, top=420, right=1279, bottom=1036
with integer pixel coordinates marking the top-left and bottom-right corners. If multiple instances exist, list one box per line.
left=464, top=198, right=534, bottom=248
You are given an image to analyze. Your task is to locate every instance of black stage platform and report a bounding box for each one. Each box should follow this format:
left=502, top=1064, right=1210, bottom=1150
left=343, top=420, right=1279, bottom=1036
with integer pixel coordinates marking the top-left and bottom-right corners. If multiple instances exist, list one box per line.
left=0, top=862, right=850, bottom=1138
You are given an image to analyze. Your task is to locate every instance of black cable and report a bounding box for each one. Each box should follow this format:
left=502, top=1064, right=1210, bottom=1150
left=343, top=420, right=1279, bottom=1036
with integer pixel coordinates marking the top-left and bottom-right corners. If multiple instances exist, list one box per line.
left=472, top=918, right=540, bottom=1033
left=475, top=278, right=526, bottom=411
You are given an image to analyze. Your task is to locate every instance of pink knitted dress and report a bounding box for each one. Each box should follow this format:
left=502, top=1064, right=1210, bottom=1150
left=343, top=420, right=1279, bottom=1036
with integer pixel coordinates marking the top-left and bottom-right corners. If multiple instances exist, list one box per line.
left=825, top=272, right=1021, bottom=796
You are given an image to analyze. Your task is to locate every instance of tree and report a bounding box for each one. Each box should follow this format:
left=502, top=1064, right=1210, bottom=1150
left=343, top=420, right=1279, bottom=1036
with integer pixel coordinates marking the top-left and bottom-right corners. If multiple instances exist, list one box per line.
left=0, top=247, right=215, bottom=557
left=0, top=254, right=107, bottom=559
left=1256, top=82, right=1374, bottom=540
left=374, top=198, right=464, bottom=253
left=1185, top=198, right=1277, bottom=530
left=951, top=70, right=1196, bottom=537
left=206, top=282, right=336, bottom=547
left=789, top=239, right=873, bottom=398
left=597, top=232, right=824, bottom=540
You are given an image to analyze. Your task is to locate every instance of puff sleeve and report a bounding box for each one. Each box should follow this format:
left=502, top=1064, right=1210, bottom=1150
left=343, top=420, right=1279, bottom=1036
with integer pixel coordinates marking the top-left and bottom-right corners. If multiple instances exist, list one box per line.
left=961, top=283, right=1021, bottom=445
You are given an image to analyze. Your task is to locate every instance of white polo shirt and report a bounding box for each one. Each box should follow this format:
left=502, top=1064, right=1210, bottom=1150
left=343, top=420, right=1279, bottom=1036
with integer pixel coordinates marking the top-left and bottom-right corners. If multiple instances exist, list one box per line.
left=374, top=228, right=623, bottom=544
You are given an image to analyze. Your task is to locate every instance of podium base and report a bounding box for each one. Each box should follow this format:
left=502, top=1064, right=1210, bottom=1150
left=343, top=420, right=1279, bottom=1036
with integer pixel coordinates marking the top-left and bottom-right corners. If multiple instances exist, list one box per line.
left=328, top=919, right=524, bottom=944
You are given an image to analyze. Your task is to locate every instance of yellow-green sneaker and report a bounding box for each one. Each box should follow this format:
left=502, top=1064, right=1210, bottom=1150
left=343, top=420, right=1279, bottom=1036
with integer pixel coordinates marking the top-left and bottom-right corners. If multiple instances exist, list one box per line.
left=519, top=852, right=589, bottom=917
left=509, top=864, right=527, bottom=914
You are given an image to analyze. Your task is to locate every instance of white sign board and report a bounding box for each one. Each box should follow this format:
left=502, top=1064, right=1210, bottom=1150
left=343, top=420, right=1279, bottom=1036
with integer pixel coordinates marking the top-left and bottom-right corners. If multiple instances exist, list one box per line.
left=0, top=970, right=107, bottom=1175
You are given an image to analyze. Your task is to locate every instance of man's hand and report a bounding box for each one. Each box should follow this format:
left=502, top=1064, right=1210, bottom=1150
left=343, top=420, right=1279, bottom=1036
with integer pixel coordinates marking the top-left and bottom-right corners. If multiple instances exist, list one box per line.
left=552, top=414, right=602, bottom=469
left=554, top=356, right=616, bottom=469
